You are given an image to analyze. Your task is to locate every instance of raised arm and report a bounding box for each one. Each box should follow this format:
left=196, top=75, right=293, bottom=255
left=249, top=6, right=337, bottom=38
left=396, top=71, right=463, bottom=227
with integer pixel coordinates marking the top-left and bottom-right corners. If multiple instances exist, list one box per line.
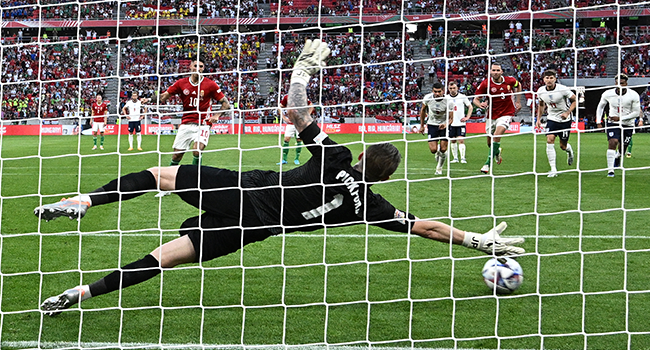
left=286, top=39, right=331, bottom=133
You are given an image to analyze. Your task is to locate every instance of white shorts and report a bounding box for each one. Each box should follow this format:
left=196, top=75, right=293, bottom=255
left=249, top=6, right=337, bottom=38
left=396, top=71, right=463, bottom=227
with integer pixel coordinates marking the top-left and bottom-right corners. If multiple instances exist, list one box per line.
left=92, top=122, right=105, bottom=133
left=173, top=124, right=211, bottom=150
left=485, top=116, right=512, bottom=135
left=284, top=124, right=299, bottom=138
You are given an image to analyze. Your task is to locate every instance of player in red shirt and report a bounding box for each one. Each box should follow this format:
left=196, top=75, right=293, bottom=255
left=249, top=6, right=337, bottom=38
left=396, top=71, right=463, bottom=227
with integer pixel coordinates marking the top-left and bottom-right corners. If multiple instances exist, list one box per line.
left=473, top=63, right=522, bottom=173
left=159, top=59, right=230, bottom=166
left=90, top=94, right=109, bottom=150
left=277, top=94, right=313, bottom=165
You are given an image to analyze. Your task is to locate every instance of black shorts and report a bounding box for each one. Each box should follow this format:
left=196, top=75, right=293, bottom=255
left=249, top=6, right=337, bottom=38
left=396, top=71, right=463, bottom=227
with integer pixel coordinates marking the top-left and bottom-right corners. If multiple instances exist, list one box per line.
left=427, top=124, right=447, bottom=141
left=128, top=121, right=141, bottom=133
left=606, top=122, right=633, bottom=146
left=448, top=125, right=466, bottom=138
left=546, top=120, right=572, bottom=142
left=175, top=165, right=276, bottom=262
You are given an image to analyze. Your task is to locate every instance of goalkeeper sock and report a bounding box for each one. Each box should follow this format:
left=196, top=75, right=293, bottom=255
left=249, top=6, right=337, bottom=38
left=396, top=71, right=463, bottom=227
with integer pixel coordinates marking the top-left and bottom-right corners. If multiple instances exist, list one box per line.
left=192, top=155, right=200, bottom=165
left=546, top=143, right=557, bottom=171
left=100, top=135, right=105, bottom=146
left=170, top=159, right=180, bottom=166
left=282, top=141, right=289, bottom=161
left=88, top=254, right=161, bottom=297
left=88, top=170, right=157, bottom=205
left=295, top=141, right=303, bottom=160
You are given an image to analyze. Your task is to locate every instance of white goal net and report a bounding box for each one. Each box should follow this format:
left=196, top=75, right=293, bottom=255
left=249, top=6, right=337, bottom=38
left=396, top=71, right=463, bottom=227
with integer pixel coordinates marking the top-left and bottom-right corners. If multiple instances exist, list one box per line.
left=2, top=0, right=650, bottom=349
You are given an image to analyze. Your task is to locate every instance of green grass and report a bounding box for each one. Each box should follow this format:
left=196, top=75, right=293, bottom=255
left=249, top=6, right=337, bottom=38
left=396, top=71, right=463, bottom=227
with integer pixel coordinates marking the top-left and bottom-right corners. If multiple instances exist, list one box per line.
left=1, top=131, right=650, bottom=349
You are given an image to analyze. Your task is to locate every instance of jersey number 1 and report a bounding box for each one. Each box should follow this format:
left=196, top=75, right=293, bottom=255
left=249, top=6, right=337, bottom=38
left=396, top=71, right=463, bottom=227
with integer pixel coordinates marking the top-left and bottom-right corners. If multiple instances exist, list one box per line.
left=301, top=194, right=344, bottom=220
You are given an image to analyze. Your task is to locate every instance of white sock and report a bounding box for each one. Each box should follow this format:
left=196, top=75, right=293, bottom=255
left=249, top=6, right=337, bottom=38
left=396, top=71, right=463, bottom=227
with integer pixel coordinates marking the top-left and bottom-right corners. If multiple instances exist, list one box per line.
left=546, top=143, right=557, bottom=171
left=459, top=143, right=466, bottom=159
left=566, top=143, right=573, bottom=155
left=137, top=133, right=142, bottom=148
left=128, top=134, right=133, bottom=148
left=607, top=149, right=616, bottom=171
left=451, top=143, right=458, bottom=159
left=438, top=151, right=446, bottom=168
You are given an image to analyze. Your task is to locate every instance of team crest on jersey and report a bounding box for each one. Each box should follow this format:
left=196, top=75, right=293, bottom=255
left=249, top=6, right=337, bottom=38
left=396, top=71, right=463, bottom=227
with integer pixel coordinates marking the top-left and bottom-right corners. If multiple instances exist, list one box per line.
left=183, top=89, right=190, bottom=95
left=200, top=90, right=204, bottom=99
left=507, top=86, right=511, bottom=91
left=491, top=87, right=497, bottom=93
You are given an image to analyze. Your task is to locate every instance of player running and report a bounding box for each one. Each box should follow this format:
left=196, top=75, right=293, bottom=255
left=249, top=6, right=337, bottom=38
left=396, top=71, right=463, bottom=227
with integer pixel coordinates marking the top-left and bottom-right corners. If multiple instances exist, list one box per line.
left=90, top=94, right=109, bottom=150
left=596, top=73, right=642, bottom=177
left=420, top=82, right=452, bottom=175
left=35, top=39, right=525, bottom=316
left=447, top=81, right=473, bottom=164
left=535, top=69, right=576, bottom=177
left=156, top=58, right=230, bottom=197
left=122, top=91, right=149, bottom=151
left=473, top=62, right=522, bottom=174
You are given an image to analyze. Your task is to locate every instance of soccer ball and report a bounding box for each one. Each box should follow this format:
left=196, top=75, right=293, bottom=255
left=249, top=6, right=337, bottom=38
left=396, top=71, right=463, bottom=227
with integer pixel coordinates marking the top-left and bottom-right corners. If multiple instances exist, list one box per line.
left=482, top=257, right=523, bottom=294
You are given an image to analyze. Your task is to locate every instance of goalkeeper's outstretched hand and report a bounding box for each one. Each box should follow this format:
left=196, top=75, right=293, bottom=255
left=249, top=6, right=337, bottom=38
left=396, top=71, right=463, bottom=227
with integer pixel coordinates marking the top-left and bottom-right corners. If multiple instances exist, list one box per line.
left=475, top=222, right=525, bottom=256
left=290, top=39, right=331, bottom=86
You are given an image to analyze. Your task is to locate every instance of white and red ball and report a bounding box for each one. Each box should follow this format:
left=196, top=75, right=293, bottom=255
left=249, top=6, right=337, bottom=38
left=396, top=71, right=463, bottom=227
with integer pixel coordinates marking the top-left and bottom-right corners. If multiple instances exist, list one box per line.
left=482, top=257, right=523, bottom=294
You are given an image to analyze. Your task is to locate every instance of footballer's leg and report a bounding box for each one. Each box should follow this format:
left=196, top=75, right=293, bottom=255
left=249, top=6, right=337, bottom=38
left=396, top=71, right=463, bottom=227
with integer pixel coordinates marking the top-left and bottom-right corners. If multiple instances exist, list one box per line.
left=35, top=168, right=171, bottom=221
left=42, top=235, right=195, bottom=316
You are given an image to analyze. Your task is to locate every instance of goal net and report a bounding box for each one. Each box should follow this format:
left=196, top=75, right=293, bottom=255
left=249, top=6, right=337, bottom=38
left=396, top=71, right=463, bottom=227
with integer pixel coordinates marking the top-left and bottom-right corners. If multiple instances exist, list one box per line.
left=2, top=0, right=650, bottom=349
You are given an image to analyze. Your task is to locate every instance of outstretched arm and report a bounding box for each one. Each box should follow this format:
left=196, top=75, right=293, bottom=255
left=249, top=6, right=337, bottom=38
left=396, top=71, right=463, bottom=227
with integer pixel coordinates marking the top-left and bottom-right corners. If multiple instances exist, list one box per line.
left=286, top=39, right=330, bottom=133
left=411, top=221, right=525, bottom=256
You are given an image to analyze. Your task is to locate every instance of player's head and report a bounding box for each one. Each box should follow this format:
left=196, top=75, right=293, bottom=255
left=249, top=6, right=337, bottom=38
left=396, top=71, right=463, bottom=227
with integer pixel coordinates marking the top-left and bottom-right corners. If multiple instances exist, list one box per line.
left=542, top=69, right=557, bottom=87
left=615, top=73, right=628, bottom=87
left=432, top=82, right=444, bottom=99
left=95, top=94, right=102, bottom=103
left=131, top=91, right=138, bottom=101
left=360, top=143, right=402, bottom=182
left=189, top=59, right=205, bottom=74
left=448, top=81, right=459, bottom=96
left=490, top=63, right=503, bottom=80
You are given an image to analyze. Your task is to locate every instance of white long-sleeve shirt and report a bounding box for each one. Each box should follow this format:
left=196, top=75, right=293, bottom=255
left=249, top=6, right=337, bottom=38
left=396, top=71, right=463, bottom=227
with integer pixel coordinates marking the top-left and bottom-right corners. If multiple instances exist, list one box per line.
left=596, top=88, right=641, bottom=127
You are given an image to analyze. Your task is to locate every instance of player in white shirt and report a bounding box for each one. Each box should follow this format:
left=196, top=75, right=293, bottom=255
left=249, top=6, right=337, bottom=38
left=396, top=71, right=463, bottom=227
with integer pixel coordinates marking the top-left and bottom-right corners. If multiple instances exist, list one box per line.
left=596, top=73, right=642, bottom=177
left=420, top=82, right=452, bottom=175
left=447, top=81, right=473, bottom=164
left=535, top=70, right=576, bottom=178
left=122, top=91, right=149, bottom=151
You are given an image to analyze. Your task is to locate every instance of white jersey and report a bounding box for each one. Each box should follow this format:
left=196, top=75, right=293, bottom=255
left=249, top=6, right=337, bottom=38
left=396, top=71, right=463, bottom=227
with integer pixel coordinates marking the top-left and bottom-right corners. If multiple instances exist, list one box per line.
left=447, top=93, right=471, bottom=126
left=596, top=88, right=641, bottom=127
left=536, top=83, right=575, bottom=123
left=124, top=100, right=144, bottom=122
left=422, top=93, right=450, bottom=125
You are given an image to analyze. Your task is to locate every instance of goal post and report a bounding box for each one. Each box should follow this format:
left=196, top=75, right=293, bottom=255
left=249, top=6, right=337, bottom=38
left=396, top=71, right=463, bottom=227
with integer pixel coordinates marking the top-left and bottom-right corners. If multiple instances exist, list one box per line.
left=1, top=1, right=650, bottom=349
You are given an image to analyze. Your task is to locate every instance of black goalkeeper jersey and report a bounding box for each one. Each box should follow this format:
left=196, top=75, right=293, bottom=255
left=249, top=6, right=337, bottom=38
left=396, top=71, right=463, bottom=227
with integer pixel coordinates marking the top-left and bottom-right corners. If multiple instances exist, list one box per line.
left=242, top=122, right=414, bottom=234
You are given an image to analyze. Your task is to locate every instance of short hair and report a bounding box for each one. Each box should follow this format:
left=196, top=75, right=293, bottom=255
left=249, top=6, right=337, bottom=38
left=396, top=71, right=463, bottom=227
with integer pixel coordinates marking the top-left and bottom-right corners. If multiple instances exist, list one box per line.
left=432, top=82, right=444, bottom=90
left=364, top=143, right=402, bottom=182
left=96, top=94, right=102, bottom=98
left=615, top=73, right=629, bottom=81
left=491, top=62, right=502, bottom=68
left=542, top=69, right=557, bottom=78
left=448, top=81, right=458, bottom=87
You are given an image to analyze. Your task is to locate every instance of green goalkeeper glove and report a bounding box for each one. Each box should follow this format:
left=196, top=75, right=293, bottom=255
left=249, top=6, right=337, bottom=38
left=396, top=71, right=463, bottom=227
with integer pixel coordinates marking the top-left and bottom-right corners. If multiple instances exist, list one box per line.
left=463, top=222, right=525, bottom=256
left=290, top=39, right=331, bottom=86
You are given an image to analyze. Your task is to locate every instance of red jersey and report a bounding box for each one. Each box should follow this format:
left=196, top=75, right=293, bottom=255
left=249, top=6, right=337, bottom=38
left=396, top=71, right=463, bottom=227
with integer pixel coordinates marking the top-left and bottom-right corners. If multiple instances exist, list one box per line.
left=91, top=101, right=109, bottom=122
left=166, top=76, right=225, bottom=124
left=475, top=76, right=519, bottom=119
left=280, top=94, right=312, bottom=124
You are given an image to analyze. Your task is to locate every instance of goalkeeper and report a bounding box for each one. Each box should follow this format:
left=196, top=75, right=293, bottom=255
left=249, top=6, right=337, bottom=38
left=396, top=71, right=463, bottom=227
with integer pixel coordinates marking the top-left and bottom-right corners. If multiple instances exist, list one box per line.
left=35, top=39, right=525, bottom=316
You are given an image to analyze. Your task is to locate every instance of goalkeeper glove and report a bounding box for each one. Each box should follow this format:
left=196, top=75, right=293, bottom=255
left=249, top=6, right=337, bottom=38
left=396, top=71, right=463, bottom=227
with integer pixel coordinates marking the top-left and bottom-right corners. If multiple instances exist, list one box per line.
left=462, top=222, right=525, bottom=256
left=290, top=39, right=331, bottom=86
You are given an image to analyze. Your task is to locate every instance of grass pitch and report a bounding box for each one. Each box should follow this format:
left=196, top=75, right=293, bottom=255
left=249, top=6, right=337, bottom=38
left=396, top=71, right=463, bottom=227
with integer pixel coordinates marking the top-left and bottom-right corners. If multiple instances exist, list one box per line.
left=1, top=130, right=650, bottom=349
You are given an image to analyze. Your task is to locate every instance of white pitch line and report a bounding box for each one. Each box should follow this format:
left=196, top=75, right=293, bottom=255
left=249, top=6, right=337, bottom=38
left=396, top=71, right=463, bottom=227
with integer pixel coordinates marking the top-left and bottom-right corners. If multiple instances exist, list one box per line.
left=0, top=341, right=533, bottom=350
left=29, top=232, right=650, bottom=239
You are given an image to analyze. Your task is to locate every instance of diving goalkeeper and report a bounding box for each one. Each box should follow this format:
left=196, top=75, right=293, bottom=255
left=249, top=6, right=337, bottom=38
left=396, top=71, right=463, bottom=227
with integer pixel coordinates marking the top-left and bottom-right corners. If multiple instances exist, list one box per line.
left=35, top=39, right=525, bottom=316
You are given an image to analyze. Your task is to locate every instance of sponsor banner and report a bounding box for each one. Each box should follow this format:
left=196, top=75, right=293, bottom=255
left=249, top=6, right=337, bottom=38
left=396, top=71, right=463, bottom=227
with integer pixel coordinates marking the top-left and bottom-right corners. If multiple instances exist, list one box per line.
left=145, top=124, right=174, bottom=135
